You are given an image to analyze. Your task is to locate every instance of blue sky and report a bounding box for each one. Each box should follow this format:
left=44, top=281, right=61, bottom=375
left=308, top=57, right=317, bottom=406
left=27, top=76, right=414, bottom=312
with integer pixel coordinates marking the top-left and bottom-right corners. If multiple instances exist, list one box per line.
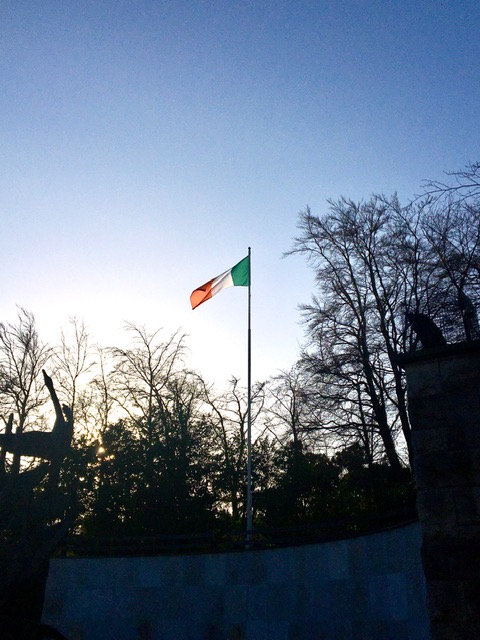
left=1, top=0, right=479, bottom=385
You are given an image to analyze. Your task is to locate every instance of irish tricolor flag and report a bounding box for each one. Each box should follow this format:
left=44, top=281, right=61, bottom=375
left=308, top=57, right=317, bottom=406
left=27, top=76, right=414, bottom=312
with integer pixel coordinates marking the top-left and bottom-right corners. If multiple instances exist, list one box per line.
left=190, top=255, right=250, bottom=310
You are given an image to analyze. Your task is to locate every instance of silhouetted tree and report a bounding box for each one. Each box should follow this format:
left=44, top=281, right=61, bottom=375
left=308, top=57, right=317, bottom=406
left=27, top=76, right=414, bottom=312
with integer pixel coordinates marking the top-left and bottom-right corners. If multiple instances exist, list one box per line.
left=422, top=161, right=480, bottom=203
left=0, top=309, right=52, bottom=474
left=264, top=365, right=317, bottom=452
left=420, top=201, right=480, bottom=341
left=288, top=198, right=412, bottom=469
left=83, top=325, right=216, bottom=535
left=51, top=318, right=96, bottom=432
left=258, top=442, right=340, bottom=527
left=201, top=376, right=265, bottom=527
left=288, top=171, right=480, bottom=473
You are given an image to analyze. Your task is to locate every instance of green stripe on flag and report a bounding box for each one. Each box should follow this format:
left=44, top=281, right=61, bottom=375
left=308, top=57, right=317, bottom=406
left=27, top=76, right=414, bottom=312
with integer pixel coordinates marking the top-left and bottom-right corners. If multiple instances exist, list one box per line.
left=231, top=255, right=250, bottom=286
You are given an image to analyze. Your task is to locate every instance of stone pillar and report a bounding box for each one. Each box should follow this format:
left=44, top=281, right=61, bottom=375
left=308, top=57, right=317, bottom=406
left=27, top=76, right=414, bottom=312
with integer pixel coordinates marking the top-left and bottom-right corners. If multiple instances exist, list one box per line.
left=399, top=341, right=480, bottom=640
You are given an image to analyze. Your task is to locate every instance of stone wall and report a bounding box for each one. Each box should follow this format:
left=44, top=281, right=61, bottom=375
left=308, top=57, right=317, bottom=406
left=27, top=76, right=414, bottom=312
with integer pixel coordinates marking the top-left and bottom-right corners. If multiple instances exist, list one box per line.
left=42, top=522, right=429, bottom=640
left=399, top=341, right=480, bottom=640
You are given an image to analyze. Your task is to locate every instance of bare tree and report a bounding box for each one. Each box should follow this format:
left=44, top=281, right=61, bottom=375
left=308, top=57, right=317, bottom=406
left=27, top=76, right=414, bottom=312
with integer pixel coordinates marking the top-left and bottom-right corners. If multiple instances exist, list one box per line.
left=264, top=365, right=319, bottom=452
left=0, top=309, right=52, bottom=473
left=288, top=199, right=410, bottom=470
left=108, top=324, right=187, bottom=448
left=420, top=201, right=480, bottom=341
left=201, top=376, right=265, bottom=524
left=421, top=161, right=480, bottom=203
left=102, top=324, right=214, bottom=532
left=89, top=346, right=116, bottom=442
left=288, top=173, right=480, bottom=471
left=51, top=317, right=96, bottom=434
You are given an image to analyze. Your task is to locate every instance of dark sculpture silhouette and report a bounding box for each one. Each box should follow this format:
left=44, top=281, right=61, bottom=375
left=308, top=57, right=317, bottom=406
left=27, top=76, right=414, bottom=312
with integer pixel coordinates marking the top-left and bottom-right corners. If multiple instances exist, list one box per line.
left=0, top=371, right=73, bottom=463
left=406, top=312, right=447, bottom=349
left=0, top=371, right=76, bottom=640
left=0, top=413, right=13, bottom=477
left=458, top=290, right=479, bottom=341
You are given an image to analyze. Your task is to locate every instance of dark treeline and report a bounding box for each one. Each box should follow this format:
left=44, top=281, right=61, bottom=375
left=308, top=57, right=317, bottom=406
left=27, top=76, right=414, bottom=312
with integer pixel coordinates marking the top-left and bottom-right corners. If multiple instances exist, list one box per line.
left=0, top=163, right=479, bottom=541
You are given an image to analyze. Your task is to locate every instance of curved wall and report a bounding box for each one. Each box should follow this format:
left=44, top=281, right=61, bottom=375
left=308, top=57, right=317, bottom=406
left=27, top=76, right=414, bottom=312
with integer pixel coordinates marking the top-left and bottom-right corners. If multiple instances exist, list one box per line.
left=42, top=522, right=430, bottom=640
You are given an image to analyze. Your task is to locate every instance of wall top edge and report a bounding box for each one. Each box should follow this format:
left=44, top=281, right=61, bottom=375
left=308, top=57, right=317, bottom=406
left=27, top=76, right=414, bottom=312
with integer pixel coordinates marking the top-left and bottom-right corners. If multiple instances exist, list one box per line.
left=396, top=340, right=480, bottom=368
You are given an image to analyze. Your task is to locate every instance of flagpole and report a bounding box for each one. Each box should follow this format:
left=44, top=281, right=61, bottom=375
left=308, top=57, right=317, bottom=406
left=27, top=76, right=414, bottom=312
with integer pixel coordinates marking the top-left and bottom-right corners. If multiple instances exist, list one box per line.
left=246, top=246, right=253, bottom=545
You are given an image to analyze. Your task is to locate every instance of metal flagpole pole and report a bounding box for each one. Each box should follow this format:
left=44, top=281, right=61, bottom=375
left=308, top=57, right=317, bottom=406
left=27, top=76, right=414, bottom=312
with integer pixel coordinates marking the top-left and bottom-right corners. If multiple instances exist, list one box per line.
left=246, top=246, right=253, bottom=545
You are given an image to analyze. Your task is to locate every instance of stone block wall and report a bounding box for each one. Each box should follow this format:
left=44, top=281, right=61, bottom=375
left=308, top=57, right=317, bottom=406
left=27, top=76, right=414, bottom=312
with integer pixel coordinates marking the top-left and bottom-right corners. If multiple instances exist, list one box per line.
left=400, top=341, right=480, bottom=640
left=42, top=522, right=429, bottom=640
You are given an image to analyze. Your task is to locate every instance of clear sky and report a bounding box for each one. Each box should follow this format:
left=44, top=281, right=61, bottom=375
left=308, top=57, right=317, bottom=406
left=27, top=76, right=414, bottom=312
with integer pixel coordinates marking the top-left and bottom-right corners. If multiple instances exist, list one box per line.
left=1, top=0, right=479, bottom=386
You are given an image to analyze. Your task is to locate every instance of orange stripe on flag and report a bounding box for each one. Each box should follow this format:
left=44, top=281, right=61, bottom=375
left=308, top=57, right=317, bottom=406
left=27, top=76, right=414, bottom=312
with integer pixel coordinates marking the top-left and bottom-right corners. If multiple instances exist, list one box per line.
left=190, top=278, right=214, bottom=309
